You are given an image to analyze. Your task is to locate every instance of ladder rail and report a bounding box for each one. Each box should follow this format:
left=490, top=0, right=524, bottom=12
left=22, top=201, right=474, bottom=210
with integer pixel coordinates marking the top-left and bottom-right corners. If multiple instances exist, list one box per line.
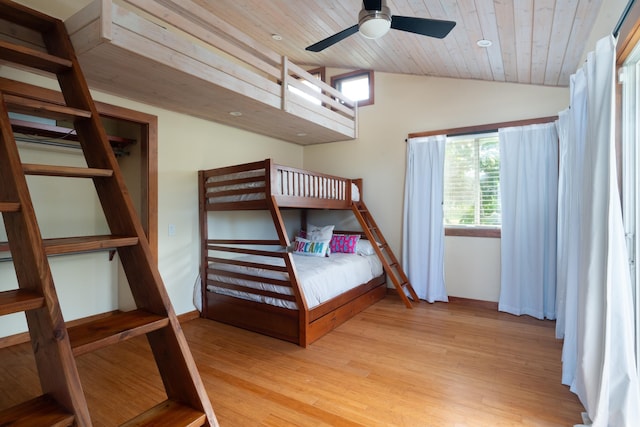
left=351, top=201, right=419, bottom=308
left=0, top=90, right=92, bottom=425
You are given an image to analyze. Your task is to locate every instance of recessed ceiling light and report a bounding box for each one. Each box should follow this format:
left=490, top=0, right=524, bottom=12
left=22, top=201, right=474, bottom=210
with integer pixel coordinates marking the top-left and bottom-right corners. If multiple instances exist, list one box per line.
left=229, top=111, right=242, bottom=117
left=296, top=132, right=308, bottom=137
left=477, top=39, right=492, bottom=48
left=271, top=34, right=283, bottom=41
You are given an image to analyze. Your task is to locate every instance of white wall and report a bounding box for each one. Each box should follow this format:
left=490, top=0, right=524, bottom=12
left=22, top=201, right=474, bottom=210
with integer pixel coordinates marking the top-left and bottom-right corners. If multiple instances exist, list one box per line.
left=305, top=72, right=569, bottom=302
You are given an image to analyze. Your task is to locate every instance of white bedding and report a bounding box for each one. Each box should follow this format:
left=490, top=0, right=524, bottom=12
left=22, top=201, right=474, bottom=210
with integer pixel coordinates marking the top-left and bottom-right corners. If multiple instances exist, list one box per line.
left=207, top=252, right=382, bottom=309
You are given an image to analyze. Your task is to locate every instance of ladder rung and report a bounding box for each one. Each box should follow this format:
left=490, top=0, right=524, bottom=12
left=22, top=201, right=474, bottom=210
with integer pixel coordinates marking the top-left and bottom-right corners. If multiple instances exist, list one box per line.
left=0, top=289, right=45, bottom=316
left=23, top=164, right=113, bottom=178
left=68, top=309, right=169, bottom=356
left=0, top=202, right=21, bottom=212
left=4, top=94, right=91, bottom=121
left=0, top=394, right=74, bottom=427
left=120, top=400, right=206, bottom=427
left=0, top=39, right=72, bottom=74
left=43, top=235, right=139, bottom=256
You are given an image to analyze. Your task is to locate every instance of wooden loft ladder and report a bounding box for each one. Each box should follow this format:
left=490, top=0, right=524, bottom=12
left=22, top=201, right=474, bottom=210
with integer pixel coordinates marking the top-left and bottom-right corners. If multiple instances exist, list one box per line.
left=351, top=201, right=419, bottom=308
left=0, top=1, right=217, bottom=426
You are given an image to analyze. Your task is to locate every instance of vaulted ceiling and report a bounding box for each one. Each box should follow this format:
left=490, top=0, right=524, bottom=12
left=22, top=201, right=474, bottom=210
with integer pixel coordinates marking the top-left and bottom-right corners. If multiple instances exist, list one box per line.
left=192, top=0, right=613, bottom=87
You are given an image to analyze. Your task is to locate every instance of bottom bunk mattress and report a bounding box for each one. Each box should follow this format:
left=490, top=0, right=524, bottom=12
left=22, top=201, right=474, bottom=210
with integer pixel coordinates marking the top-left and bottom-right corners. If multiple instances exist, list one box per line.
left=207, top=252, right=383, bottom=310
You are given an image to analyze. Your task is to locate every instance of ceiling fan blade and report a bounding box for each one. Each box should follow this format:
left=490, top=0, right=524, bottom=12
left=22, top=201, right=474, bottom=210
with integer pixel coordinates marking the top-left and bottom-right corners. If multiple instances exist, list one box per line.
left=363, top=0, right=382, bottom=11
left=391, top=16, right=456, bottom=39
left=306, top=24, right=359, bottom=52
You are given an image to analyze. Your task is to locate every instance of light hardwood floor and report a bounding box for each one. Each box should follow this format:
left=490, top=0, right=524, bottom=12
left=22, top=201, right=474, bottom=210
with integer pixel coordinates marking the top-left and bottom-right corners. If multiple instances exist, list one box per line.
left=0, top=296, right=584, bottom=426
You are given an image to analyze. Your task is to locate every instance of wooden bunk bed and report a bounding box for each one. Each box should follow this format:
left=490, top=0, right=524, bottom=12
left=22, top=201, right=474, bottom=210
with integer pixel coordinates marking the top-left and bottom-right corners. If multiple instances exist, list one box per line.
left=198, top=159, right=418, bottom=347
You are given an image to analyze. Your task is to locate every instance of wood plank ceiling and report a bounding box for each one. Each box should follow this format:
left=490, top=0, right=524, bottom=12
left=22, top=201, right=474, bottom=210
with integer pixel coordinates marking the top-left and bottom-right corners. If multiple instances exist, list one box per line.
left=193, top=0, right=606, bottom=87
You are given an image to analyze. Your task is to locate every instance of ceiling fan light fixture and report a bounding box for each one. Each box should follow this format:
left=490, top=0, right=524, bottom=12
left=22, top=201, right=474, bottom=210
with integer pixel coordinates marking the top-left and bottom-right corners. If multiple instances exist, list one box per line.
left=358, top=7, right=391, bottom=39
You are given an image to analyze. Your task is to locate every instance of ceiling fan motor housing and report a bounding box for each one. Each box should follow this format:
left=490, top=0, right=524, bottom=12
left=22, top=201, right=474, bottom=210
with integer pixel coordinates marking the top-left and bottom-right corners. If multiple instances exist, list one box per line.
left=358, top=4, right=392, bottom=39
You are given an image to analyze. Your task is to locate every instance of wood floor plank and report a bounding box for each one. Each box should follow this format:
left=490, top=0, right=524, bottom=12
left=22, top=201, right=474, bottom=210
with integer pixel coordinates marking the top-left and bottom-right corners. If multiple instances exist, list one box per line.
left=0, top=296, right=584, bottom=425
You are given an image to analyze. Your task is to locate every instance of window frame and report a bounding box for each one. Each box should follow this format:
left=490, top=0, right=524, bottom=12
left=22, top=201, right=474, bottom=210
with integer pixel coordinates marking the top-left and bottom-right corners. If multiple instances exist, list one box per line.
left=407, top=116, right=558, bottom=238
left=330, top=69, right=374, bottom=107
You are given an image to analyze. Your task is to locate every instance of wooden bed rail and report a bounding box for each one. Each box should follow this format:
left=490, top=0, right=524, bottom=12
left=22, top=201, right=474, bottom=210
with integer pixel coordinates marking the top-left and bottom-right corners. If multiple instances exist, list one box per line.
left=203, top=238, right=307, bottom=321
left=201, top=159, right=357, bottom=210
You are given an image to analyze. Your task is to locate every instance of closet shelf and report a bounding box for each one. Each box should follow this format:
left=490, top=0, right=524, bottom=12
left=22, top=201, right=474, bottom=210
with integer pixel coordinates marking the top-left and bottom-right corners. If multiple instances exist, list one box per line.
left=11, top=118, right=137, bottom=150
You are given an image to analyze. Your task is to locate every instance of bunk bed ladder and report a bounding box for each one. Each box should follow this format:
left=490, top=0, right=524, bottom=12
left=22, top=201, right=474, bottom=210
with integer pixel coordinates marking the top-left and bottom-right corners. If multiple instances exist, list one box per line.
left=351, top=201, right=419, bottom=308
left=0, top=1, right=217, bottom=425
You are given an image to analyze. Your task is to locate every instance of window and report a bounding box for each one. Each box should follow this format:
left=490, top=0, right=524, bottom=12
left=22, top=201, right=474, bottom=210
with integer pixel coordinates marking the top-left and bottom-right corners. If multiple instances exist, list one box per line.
left=443, top=133, right=501, bottom=236
left=331, top=70, right=374, bottom=106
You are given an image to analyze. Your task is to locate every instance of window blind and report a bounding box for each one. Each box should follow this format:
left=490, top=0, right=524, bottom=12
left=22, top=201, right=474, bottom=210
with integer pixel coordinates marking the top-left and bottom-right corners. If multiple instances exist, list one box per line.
left=443, top=134, right=501, bottom=227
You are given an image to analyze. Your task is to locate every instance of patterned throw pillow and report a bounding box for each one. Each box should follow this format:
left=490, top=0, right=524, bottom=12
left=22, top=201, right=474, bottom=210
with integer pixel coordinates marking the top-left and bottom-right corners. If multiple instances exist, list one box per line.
left=330, top=234, right=361, bottom=254
left=292, top=237, right=330, bottom=257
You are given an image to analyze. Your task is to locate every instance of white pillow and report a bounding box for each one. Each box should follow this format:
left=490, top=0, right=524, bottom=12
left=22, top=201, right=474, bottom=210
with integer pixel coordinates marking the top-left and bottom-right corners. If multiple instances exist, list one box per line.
left=306, top=223, right=334, bottom=242
left=356, top=240, right=378, bottom=256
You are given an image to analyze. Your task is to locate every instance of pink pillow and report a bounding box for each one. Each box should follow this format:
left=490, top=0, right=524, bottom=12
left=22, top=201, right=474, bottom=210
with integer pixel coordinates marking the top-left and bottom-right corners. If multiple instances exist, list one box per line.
left=330, top=234, right=360, bottom=254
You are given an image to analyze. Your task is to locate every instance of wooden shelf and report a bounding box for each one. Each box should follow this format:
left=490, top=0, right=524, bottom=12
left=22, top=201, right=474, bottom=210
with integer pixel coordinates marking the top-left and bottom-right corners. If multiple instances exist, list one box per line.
left=43, top=235, right=139, bottom=256
left=68, top=309, right=169, bottom=356
left=0, top=39, right=71, bottom=74
left=0, top=394, right=74, bottom=427
left=22, top=163, right=113, bottom=178
left=10, top=118, right=137, bottom=149
left=120, top=400, right=206, bottom=427
left=0, top=235, right=138, bottom=258
left=0, top=289, right=45, bottom=316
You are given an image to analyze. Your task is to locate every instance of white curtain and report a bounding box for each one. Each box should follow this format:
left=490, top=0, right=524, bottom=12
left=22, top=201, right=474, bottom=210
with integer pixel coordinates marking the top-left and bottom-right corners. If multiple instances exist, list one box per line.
left=555, top=69, right=588, bottom=385
left=556, top=35, right=640, bottom=426
left=498, top=123, right=558, bottom=319
left=402, top=135, right=448, bottom=302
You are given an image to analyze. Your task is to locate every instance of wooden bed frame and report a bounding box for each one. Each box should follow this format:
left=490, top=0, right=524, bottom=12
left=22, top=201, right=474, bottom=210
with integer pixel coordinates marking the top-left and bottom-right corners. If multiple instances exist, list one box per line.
left=198, top=159, right=387, bottom=347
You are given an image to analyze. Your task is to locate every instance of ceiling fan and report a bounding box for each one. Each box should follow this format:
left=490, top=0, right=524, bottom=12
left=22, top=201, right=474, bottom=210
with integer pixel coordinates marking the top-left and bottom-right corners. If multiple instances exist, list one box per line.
left=305, top=0, right=456, bottom=52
